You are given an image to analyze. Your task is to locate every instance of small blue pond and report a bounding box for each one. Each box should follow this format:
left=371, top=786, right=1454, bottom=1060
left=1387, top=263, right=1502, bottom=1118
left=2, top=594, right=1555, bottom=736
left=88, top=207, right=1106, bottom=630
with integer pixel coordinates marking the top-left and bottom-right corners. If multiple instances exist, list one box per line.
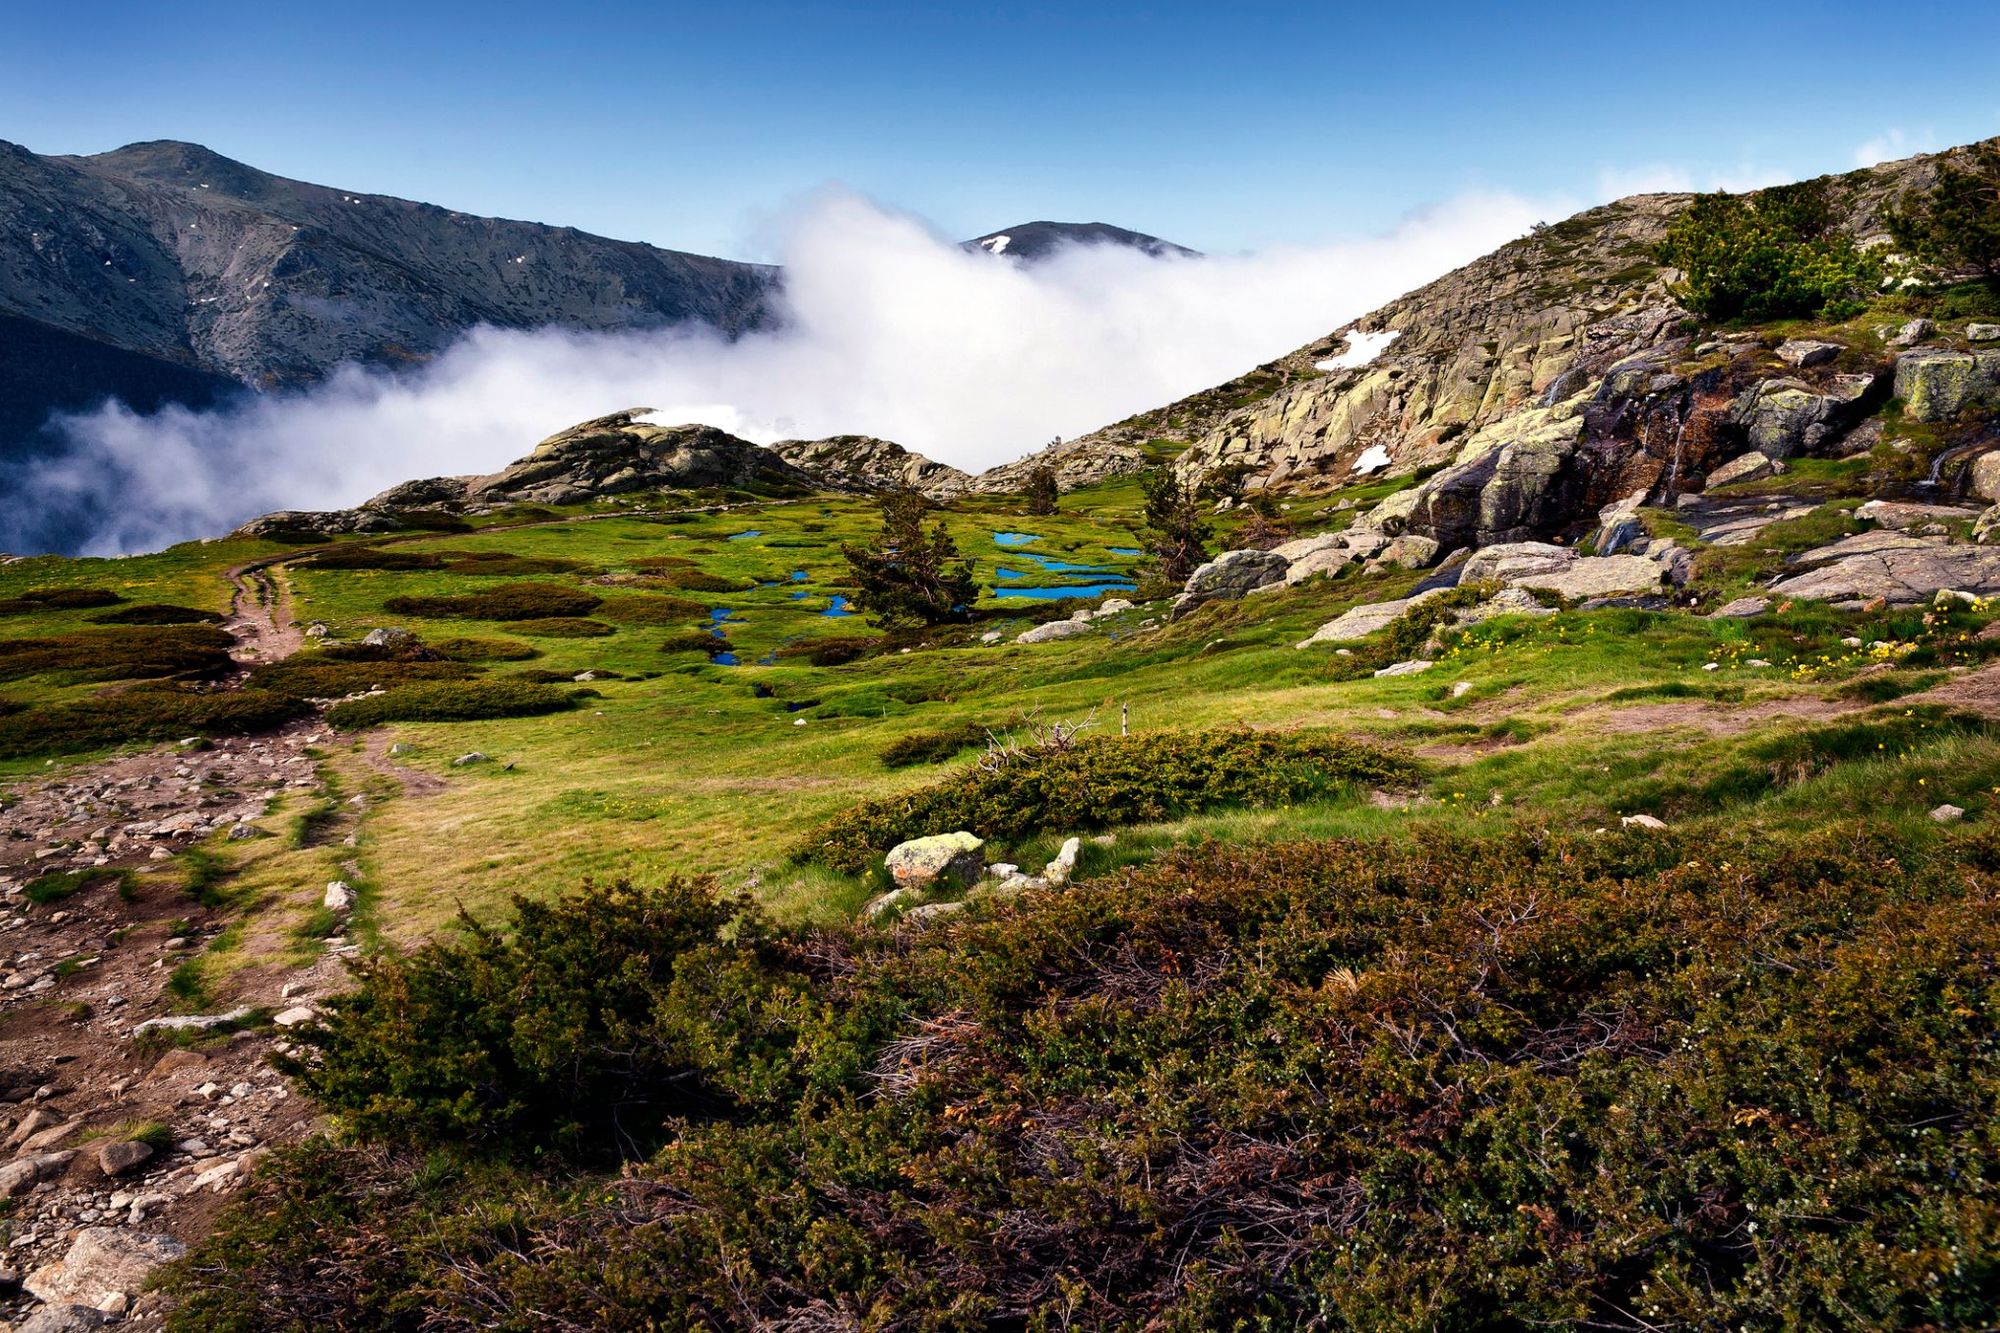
left=726, top=530, right=763, bottom=541
left=711, top=651, right=739, bottom=665
left=789, top=590, right=810, bottom=600
left=1109, top=547, right=1142, bottom=557
left=995, top=580, right=1137, bottom=601
left=789, top=570, right=808, bottom=582
left=708, top=607, right=745, bottom=664
left=821, top=595, right=854, bottom=618
left=994, top=531, right=1040, bottom=547
left=1019, top=553, right=1110, bottom=574
left=995, top=568, right=1025, bottom=581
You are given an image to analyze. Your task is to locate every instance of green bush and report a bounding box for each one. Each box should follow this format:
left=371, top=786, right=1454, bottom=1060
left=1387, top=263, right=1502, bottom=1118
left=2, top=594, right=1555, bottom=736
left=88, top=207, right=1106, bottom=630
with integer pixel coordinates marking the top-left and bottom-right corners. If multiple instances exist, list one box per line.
left=594, top=594, right=706, bottom=626
left=879, top=720, right=989, bottom=767
left=0, top=626, right=236, bottom=684
left=773, top=635, right=880, bottom=666
left=797, top=726, right=1423, bottom=871
left=382, top=583, right=602, bottom=621
left=0, top=686, right=308, bottom=759
left=1658, top=182, right=1883, bottom=322
left=178, top=821, right=2000, bottom=1329
left=446, top=552, right=586, bottom=577
left=276, top=879, right=757, bottom=1152
left=299, top=547, right=444, bottom=571
left=247, top=658, right=476, bottom=698
left=324, top=680, right=582, bottom=729
left=25, top=868, right=129, bottom=904
left=87, top=603, right=227, bottom=625
left=506, top=618, right=615, bottom=638
left=431, top=636, right=539, bottom=662
left=1887, top=141, right=2000, bottom=284
left=0, top=587, right=125, bottom=614
left=659, top=630, right=723, bottom=655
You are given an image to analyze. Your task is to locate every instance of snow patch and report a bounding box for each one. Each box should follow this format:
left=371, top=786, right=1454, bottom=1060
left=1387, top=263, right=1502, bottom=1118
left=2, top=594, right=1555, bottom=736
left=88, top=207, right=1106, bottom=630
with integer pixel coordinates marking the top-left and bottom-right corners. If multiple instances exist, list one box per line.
left=981, top=235, right=1012, bottom=255
left=1351, top=444, right=1392, bottom=475
left=1315, top=328, right=1401, bottom=372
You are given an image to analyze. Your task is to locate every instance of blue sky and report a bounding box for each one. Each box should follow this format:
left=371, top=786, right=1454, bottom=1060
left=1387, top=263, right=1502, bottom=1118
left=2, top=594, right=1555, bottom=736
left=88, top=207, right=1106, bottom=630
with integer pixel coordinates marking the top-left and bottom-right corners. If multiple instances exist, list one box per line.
left=4, top=0, right=1998, bottom=260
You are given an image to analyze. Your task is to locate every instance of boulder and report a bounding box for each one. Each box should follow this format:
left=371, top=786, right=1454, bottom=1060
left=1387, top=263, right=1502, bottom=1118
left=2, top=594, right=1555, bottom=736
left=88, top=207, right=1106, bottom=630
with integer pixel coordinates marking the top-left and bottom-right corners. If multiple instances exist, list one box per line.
left=1710, top=596, right=1772, bottom=618
left=1095, top=599, right=1136, bottom=616
left=1888, top=318, right=1934, bottom=348
left=23, top=1229, right=186, bottom=1311
left=884, top=832, right=986, bottom=892
left=1895, top=349, right=2000, bottom=422
left=1017, top=618, right=1093, bottom=644
left=1513, top=554, right=1674, bottom=601
left=1969, top=324, right=2000, bottom=342
left=1769, top=533, right=2000, bottom=604
left=1370, top=534, right=1440, bottom=570
left=901, top=901, right=966, bottom=925
left=467, top=411, right=818, bottom=505
left=1854, top=499, right=1981, bottom=530
left=323, top=881, right=355, bottom=911
left=129, top=1007, right=254, bottom=1038
left=1776, top=339, right=1841, bottom=368
left=1269, top=532, right=1348, bottom=563
left=1727, top=374, right=1878, bottom=458
left=1385, top=399, right=1587, bottom=548
left=1373, top=659, right=1434, bottom=678
left=0, top=1151, right=74, bottom=1197
left=767, top=435, right=971, bottom=501
left=1282, top=546, right=1356, bottom=585
left=96, top=1140, right=153, bottom=1178
left=1971, top=452, right=2000, bottom=504
left=1295, top=589, right=1448, bottom=647
left=1453, top=587, right=1557, bottom=626
left=1460, top=542, right=1574, bottom=585
left=1707, top=451, right=1784, bottom=488
left=1173, top=549, right=1289, bottom=615
left=361, top=626, right=417, bottom=651
left=1590, top=491, right=1651, bottom=556
left=1931, top=803, right=1967, bottom=823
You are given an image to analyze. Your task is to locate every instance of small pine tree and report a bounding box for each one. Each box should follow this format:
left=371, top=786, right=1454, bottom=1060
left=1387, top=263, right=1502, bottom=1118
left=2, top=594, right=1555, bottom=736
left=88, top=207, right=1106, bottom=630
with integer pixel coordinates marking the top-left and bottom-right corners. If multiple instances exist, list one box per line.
left=1887, top=143, right=2000, bottom=284
left=841, top=490, right=979, bottom=629
left=1657, top=181, right=1881, bottom=322
left=1139, top=467, right=1213, bottom=586
left=1024, top=465, right=1059, bottom=516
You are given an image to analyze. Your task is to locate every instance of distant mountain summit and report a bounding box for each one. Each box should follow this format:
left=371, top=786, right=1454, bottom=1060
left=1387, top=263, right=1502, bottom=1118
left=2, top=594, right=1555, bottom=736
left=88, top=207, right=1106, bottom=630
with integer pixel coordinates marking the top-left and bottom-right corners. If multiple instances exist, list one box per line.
left=966, top=222, right=1199, bottom=262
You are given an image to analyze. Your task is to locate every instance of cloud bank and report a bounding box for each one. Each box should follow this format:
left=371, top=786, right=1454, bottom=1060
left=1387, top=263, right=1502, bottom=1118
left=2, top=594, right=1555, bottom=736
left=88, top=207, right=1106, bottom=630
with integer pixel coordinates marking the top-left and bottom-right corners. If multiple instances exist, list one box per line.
left=8, top=187, right=1547, bottom=555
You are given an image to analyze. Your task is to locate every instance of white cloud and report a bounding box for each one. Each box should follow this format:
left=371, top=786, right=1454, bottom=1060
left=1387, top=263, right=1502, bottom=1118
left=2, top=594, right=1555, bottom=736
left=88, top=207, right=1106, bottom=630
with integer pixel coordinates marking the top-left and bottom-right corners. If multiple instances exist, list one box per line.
left=8, top=186, right=1548, bottom=555
left=1595, top=160, right=1789, bottom=201
left=1854, top=128, right=1937, bottom=168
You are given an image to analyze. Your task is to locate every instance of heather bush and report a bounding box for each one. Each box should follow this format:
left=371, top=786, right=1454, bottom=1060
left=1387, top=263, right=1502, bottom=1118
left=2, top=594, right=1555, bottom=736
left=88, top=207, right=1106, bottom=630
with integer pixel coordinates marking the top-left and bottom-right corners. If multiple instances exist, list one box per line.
left=506, top=617, right=615, bottom=638
left=88, top=603, right=227, bottom=625
left=0, top=626, right=237, bottom=684
left=797, top=727, right=1423, bottom=871
left=879, top=720, right=989, bottom=767
left=0, top=685, right=307, bottom=758
left=431, top=636, right=538, bottom=662
left=247, top=657, right=476, bottom=698
left=382, top=583, right=602, bottom=621
left=324, top=681, right=582, bottom=729
left=0, top=586, right=123, bottom=614
left=594, top=594, right=705, bottom=626
left=176, top=822, right=2000, bottom=1330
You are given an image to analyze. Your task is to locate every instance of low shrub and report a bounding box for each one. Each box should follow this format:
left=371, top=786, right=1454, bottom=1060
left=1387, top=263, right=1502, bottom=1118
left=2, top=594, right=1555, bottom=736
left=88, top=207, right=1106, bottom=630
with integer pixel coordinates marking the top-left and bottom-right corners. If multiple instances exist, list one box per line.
left=87, top=603, right=227, bottom=625
left=382, top=583, right=602, bottom=621
left=300, top=547, right=444, bottom=571
left=648, top=566, right=744, bottom=593
left=180, top=821, right=2000, bottom=1329
left=324, top=680, right=582, bottom=729
left=773, top=635, right=880, bottom=667
left=431, top=637, right=538, bottom=662
left=0, top=686, right=306, bottom=759
left=879, top=720, right=990, bottom=767
left=659, top=631, right=722, bottom=655
left=594, top=595, right=705, bottom=626
left=0, top=586, right=124, bottom=614
left=506, top=618, right=615, bottom=638
left=448, top=551, right=588, bottom=577
left=0, top=626, right=237, bottom=684
left=25, top=868, right=129, bottom=904
left=797, top=726, right=1423, bottom=871
left=247, top=658, right=476, bottom=699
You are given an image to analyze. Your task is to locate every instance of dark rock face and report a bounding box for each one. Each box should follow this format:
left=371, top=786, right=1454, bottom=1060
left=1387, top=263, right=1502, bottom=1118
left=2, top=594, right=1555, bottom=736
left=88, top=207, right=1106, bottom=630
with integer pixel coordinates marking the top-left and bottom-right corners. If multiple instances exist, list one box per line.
left=965, top=222, right=1198, bottom=263
left=0, top=138, right=780, bottom=463
left=464, top=410, right=817, bottom=505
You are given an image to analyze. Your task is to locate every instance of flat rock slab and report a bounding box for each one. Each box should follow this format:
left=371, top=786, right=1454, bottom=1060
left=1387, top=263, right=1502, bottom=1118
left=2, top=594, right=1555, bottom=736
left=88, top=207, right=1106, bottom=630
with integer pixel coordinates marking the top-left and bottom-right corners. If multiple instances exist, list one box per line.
left=1770, top=536, right=2000, bottom=604
left=1296, top=589, right=1447, bottom=646
left=25, top=1228, right=186, bottom=1309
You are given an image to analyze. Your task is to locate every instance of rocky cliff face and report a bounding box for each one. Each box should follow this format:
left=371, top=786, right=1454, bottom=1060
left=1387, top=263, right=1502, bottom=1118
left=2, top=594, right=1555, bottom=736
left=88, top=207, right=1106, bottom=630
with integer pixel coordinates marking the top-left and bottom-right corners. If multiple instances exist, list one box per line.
left=768, top=435, right=971, bottom=500
left=466, top=411, right=817, bottom=506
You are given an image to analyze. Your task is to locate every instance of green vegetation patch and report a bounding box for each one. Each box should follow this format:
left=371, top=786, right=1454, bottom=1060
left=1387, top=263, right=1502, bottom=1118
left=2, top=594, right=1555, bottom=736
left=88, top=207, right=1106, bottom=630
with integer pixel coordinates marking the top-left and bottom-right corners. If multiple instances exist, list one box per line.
left=248, top=657, right=477, bottom=698
left=798, top=727, right=1422, bottom=871
left=25, top=867, right=131, bottom=905
left=324, top=680, right=584, bottom=730
left=593, top=594, right=706, bottom=626
left=506, top=618, right=615, bottom=638
left=0, top=586, right=124, bottom=614
left=0, top=686, right=307, bottom=759
left=431, top=636, right=539, bottom=662
left=0, top=625, right=236, bottom=684
left=87, top=603, right=227, bottom=625
left=382, top=583, right=602, bottom=621
left=177, top=822, right=2000, bottom=1328
left=879, top=720, right=991, bottom=768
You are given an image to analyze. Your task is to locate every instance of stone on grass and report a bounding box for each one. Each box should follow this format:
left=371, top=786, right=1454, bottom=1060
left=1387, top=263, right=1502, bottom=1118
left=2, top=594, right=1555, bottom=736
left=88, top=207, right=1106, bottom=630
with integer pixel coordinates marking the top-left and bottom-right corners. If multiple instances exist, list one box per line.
left=271, top=1006, right=317, bottom=1028
left=361, top=627, right=417, bottom=651
left=884, top=832, right=985, bottom=892
left=323, top=881, right=355, bottom=911
left=1707, top=451, right=1784, bottom=488
left=1017, top=618, right=1092, bottom=644
left=1173, top=549, right=1289, bottom=615
left=1710, top=596, right=1772, bottom=618
left=1295, top=589, right=1446, bottom=647
left=96, top=1140, right=153, bottom=1178
left=452, top=752, right=488, bottom=766
left=1931, top=804, right=1966, bottom=823
left=1969, top=324, right=2000, bottom=342
left=1776, top=339, right=1842, bottom=368
left=1621, top=814, right=1669, bottom=831
left=1374, top=659, right=1434, bottom=678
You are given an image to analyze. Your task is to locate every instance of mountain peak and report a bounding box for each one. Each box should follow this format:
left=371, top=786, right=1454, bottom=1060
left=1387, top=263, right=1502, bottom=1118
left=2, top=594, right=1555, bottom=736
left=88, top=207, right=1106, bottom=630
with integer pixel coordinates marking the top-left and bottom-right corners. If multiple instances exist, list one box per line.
left=965, top=221, right=1198, bottom=262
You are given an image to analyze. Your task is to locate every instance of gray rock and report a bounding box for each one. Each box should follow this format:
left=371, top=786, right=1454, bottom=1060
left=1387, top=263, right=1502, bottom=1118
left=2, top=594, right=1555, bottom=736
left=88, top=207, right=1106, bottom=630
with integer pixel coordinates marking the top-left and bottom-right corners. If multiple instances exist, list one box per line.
left=884, top=832, right=985, bottom=892
left=1971, top=452, right=2000, bottom=504
left=1888, top=318, right=1934, bottom=348
left=1931, top=803, right=1966, bottom=823
left=1515, top=555, right=1674, bottom=601
left=1460, top=542, right=1574, bottom=585
left=1373, top=659, right=1434, bottom=678
left=1095, top=598, right=1136, bottom=616
left=361, top=626, right=417, bottom=651
left=451, top=752, right=489, bottom=766
left=901, top=901, right=966, bottom=925
left=468, top=412, right=816, bottom=504
left=96, top=1139, right=154, bottom=1178
left=1707, top=451, right=1784, bottom=488
left=1895, top=349, right=2000, bottom=422
left=1968, top=324, right=2000, bottom=342
left=1173, top=549, right=1289, bottom=615
left=767, top=435, right=971, bottom=501
left=24, top=1228, right=187, bottom=1310
left=1370, top=534, right=1440, bottom=570
left=1295, top=589, right=1448, bottom=647
left=1281, top=546, right=1356, bottom=586
left=1268, top=532, right=1348, bottom=563
left=0, top=1151, right=75, bottom=1197
left=1621, top=814, right=1669, bottom=831
left=322, top=881, right=355, bottom=911
left=1770, top=532, right=2000, bottom=604
left=1776, top=339, right=1842, bottom=368
left=129, top=1006, right=254, bottom=1037
left=1710, top=596, right=1772, bottom=618
left=1727, top=374, right=1878, bottom=458
left=1017, top=618, right=1092, bottom=644
left=1855, top=499, right=1980, bottom=530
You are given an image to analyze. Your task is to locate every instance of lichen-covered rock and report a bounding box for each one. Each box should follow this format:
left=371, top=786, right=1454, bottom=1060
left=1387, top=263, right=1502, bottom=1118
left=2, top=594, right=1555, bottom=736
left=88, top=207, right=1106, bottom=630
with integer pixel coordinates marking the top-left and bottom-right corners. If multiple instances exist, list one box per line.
left=1776, top=339, right=1842, bottom=368
left=1769, top=532, right=2000, bottom=603
left=23, top=1229, right=186, bottom=1311
left=768, top=435, right=971, bottom=501
left=884, top=832, right=985, bottom=892
left=1894, top=349, right=2000, bottom=422
left=467, top=410, right=818, bottom=504
left=1370, top=534, right=1440, bottom=569
left=1727, top=374, right=1878, bottom=458
left=1172, top=549, right=1289, bottom=615
left=1016, top=618, right=1093, bottom=644
left=1295, top=589, right=1448, bottom=646
left=1707, top=451, right=1784, bottom=488
left=1460, top=542, right=1575, bottom=585
left=1968, top=324, right=2000, bottom=342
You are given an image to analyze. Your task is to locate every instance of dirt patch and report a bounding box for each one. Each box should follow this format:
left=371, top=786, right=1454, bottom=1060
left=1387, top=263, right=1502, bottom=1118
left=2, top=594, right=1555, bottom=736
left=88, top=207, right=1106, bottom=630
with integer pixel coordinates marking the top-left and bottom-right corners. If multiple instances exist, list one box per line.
left=1903, top=660, right=2000, bottom=717
left=1579, top=694, right=1851, bottom=737
left=361, top=734, right=447, bottom=798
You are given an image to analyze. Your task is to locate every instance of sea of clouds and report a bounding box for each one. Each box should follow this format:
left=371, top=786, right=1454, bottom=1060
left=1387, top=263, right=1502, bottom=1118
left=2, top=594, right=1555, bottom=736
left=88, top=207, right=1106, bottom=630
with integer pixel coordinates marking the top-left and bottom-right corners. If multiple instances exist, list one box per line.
left=7, top=186, right=1549, bottom=555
